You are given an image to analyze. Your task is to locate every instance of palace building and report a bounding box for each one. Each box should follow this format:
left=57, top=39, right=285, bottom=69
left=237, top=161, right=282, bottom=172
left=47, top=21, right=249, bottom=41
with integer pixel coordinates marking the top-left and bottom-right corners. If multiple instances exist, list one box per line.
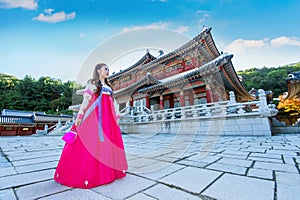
left=109, top=27, right=254, bottom=112
left=0, top=109, right=73, bottom=136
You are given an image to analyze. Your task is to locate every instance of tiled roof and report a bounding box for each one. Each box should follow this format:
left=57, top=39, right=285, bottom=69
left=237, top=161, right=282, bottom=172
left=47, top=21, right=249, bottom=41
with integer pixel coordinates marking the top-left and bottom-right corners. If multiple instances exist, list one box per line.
left=109, top=27, right=217, bottom=82
left=0, top=115, right=34, bottom=124
left=33, top=113, right=73, bottom=122
left=0, top=109, right=73, bottom=124
left=1, top=109, right=46, bottom=117
left=138, top=54, right=232, bottom=93
left=109, top=51, right=157, bottom=79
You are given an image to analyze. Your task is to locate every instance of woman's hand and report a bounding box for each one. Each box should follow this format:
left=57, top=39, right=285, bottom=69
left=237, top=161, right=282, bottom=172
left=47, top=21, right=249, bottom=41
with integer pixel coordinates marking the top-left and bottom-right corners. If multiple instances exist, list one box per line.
left=75, top=118, right=82, bottom=127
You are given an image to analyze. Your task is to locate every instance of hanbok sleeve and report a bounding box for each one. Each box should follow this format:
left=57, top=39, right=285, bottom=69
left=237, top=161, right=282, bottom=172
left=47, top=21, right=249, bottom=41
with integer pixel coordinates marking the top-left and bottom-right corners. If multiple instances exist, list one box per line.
left=76, top=82, right=94, bottom=119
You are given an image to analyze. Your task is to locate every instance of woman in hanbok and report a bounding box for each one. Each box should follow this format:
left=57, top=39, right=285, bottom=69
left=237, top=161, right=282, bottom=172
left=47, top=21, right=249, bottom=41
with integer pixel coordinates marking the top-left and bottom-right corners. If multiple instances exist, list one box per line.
left=54, top=63, right=128, bottom=188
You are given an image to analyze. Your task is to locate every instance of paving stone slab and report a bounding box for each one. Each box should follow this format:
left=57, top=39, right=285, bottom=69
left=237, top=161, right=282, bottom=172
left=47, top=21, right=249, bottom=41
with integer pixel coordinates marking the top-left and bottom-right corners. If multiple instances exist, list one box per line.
left=202, top=173, right=274, bottom=200
left=137, top=163, right=185, bottom=180
left=176, top=159, right=208, bottom=168
left=159, top=166, right=222, bottom=194
left=128, top=158, right=159, bottom=169
left=247, top=168, right=273, bottom=179
left=154, top=155, right=181, bottom=163
left=0, top=161, right=12, bottom=168
left=15, top=180, right=70, bottom=200
left=254, top=161, right=298, bottom=173
left=207, top=163, right=247, bottom=175
left=0, top=169, right=55, bottom=190
left=266, top=150, right=297, bottom=156
left=247, top=156, right=283, bottom=164
left=7, top=151, right=61, bottom=162
left=92, top=174, right=155, bottom=199
left=276, top=172, right=300, bottom=200
left=216, top=153, right=247, bottom=159
left=126, top=192, right=157, bottom=200
left=0, top=189, right=17, bottom=200
left=0, top=166, right=17, bottom=177
left=249, top=152, right=282, bottom=159
left=144, top=183, right=201, bottom=200
left=282, top=155, right=297, bottom=165
left=220, top=150, right=250, bottom=157
left=240, top=148, right=266, bottom=153
left=187, top=154, right=221, bottom=164
left=39, top=188, right=110, bottom=200
left=216, top=157, right=253, bottom=167
left=132, top=161, right=182, bottom=175
left=15, top=161, right=58, bottom=174
left=11, top=155, right=60, bottom=167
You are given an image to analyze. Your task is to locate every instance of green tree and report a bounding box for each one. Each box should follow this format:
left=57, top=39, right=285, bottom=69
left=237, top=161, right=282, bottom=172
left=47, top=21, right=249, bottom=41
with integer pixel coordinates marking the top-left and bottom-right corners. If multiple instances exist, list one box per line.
left=238, top=62, right=300, bottom=97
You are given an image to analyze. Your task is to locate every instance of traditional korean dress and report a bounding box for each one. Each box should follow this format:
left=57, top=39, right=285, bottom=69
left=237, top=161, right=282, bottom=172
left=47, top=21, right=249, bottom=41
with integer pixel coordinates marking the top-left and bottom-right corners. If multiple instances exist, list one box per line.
left=54, top=81, right=128, bottom=189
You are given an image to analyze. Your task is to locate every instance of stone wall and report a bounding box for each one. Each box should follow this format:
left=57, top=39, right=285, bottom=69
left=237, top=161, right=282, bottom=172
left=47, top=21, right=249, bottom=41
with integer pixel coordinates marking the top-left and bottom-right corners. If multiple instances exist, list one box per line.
left=120, top=114, right=272, bottom=136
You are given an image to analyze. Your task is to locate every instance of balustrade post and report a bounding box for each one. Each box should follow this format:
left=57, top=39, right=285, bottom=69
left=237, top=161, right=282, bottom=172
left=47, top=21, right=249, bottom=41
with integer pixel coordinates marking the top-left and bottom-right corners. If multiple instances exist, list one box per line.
left=181, top=107, right=186, bottom=119
left=204, top=104, right=211, bottom=116
left=229, top=91, right=236, bottom=104
left=258, top=89, right=270, bottom=116
left=193, top=105, right=198, bottom=118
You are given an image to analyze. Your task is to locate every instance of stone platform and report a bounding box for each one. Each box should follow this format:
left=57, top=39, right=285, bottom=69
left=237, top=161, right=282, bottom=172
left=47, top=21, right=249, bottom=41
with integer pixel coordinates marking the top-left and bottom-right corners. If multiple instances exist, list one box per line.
left=1, top=133, right=300, bottom=200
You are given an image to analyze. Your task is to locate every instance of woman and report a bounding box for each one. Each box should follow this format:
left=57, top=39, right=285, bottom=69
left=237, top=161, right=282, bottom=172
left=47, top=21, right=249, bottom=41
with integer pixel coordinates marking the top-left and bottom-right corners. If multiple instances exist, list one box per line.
left=54, top=63, right=128, bottom=188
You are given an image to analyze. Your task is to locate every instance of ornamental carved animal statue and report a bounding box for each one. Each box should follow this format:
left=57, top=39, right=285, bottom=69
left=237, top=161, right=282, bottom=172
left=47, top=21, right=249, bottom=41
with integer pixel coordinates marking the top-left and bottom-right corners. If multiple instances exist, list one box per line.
left=281, top=71, right=300, bottom=100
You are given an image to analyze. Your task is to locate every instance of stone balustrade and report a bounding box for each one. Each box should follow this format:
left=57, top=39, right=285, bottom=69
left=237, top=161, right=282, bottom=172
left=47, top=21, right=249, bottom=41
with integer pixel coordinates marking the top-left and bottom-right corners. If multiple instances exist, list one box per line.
left=119, top=90, right=278, bottom=136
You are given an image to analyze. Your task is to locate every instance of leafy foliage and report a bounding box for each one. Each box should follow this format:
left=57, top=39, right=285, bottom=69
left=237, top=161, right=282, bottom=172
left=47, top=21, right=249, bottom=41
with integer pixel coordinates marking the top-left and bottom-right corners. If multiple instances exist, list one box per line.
left=0, top=73, right=83, bottom=114
left=277, top=95, right=300, bottom=116
left=237, top=62, right=300, bottom=97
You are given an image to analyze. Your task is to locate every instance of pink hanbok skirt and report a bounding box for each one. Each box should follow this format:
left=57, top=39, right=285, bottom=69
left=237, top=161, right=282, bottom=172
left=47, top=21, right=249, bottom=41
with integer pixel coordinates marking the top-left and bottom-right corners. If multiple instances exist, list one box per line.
left=54, top=94, right=128, bottom=188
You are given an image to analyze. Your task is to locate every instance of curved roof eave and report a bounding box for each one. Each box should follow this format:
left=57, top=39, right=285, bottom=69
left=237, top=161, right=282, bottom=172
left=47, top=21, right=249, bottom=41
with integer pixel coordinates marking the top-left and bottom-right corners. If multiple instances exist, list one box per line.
left=138, top=54, right=232, bottom=93
left=220, top=61, right=256, bottom=101
left=114, top=73, right=161, bottom=97
left=109, top=27, right=219, bottom=81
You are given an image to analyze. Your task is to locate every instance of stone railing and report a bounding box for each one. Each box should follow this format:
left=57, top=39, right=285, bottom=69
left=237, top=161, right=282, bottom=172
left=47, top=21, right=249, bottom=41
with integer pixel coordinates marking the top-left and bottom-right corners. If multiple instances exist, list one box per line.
left=120, top=89, right=278, bottom=124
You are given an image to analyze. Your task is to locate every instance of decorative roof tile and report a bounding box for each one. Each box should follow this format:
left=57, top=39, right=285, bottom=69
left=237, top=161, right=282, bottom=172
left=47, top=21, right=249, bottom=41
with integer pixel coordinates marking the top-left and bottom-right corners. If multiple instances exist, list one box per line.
left=0, top=115, right=34, bottom=124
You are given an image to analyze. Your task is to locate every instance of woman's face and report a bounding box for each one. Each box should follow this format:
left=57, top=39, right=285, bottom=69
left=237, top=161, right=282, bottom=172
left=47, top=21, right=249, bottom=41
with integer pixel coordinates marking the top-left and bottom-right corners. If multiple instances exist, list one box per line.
left=98, top=65, right=109, bottom=79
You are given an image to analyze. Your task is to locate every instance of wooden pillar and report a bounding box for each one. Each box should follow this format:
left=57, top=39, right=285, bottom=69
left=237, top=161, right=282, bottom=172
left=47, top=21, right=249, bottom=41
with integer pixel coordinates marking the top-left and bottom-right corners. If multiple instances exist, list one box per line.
left=145, top=96, right=150, bottom=109
left=129, top=99, right=133, bottom=107
left=159, top=94, right=164, bottom=109
left=170, top=95, right=174, bottom=108
left=17, top=125, right=20, bottom=136
left=206, top=89, right=212, bottom=103
left=189, top=90, right=194, bottom=106
left=180, top=90, right=185, bottom=107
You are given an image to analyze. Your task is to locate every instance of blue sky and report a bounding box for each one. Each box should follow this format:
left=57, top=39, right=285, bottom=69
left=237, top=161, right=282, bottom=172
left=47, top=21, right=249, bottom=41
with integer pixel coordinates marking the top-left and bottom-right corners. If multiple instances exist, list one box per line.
left=1, top=0, right=300, bottom=82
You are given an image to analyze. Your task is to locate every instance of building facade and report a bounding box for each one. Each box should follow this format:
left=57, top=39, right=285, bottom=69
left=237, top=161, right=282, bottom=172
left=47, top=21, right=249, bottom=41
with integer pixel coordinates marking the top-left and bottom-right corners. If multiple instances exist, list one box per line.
left=0, top=109, right=73, bottom=136
left=109, top=27, right=254, bottom=112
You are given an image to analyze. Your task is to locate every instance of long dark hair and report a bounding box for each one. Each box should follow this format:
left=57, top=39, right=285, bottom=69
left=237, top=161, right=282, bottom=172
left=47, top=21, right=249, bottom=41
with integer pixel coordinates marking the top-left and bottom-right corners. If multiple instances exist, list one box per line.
left=90, top=63, right=112, bottom=96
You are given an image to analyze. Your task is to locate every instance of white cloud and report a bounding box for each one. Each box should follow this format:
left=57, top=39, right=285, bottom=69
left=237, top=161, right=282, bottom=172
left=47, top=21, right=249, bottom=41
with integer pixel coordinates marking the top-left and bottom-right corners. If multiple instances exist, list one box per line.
left=196, top=10, right=211, bottom=27
left=122, top=22, right=190, bottom=35
left=224, top=39, right=265, bottom=54
left=224, top=36, right=300, bottom=55
left=270, top=36, right=300, bottom=47
left=122, top=22, right=171, bottom=32
left=196, top=10, right=209, bottom=15
left=175, top=26, right=190, bottom=33
left=0, top=0, right=37, bottom=10
left=32, top=9, right=76, bottom=23
left=223, top=36, right=300, bottom=70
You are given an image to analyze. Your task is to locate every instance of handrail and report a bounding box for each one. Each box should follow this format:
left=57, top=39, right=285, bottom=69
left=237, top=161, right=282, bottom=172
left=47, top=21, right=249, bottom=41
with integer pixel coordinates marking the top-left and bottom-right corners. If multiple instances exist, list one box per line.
left=120, top=90, right=278, bottom=124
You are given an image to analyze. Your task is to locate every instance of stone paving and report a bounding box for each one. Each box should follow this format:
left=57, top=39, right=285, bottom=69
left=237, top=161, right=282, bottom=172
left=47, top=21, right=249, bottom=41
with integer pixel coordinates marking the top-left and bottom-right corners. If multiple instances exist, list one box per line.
left=0, top=133, right=300, bottom=200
